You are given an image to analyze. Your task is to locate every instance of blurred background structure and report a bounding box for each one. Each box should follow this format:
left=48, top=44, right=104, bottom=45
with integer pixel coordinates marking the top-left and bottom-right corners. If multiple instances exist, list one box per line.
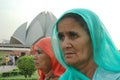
left=0, top=11, right=56, bottom=58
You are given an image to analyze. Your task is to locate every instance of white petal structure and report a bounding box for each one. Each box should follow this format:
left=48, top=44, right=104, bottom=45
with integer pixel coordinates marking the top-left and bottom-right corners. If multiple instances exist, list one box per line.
left=10, top=11, right=57, bottom=46
left=10, top=22, right=27, bottom=45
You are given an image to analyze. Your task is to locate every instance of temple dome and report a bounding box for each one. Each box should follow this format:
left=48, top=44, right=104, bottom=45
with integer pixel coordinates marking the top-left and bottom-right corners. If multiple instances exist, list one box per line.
left=10, top=11, right=57, bottom=46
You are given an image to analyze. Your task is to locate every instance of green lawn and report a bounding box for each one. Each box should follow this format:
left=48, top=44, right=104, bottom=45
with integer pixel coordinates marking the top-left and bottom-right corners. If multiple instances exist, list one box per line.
left=0, top=52, right=7, bottom=56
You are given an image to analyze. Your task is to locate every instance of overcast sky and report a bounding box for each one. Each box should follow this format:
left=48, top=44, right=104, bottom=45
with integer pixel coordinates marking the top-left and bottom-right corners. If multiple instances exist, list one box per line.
left=0, top=0, right=120, bottom=49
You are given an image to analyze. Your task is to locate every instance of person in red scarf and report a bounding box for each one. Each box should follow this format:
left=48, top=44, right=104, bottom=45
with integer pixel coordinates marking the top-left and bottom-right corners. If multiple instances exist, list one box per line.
left=31, top=37, right=65, bottom=80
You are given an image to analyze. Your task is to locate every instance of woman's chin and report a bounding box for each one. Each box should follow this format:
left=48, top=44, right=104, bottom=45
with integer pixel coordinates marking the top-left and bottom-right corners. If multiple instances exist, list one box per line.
left=36, top=66, right=40, bottom=69
left=65, top=59, right=74, bottom=66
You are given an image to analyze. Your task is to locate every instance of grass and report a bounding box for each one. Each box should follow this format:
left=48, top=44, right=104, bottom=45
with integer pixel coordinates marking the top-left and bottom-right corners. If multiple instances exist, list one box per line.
left=0, top=52, right=7, bottom=56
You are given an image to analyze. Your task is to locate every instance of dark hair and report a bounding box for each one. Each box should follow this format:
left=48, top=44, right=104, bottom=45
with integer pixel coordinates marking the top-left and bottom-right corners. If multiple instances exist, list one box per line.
left=57, top=13, right=90, bottom=35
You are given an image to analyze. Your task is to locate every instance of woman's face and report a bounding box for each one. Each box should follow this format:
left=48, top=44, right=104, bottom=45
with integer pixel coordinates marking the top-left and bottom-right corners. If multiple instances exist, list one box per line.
left=58, top=18, right=93, bottom=69
left=34, top=47, right=52, bottom=73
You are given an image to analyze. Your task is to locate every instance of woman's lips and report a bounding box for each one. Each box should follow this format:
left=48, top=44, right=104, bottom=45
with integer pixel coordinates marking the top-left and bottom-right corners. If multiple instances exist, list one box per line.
left=34, top=61, right=39, bottom=66
left=64, top=52, right=75, bottom=58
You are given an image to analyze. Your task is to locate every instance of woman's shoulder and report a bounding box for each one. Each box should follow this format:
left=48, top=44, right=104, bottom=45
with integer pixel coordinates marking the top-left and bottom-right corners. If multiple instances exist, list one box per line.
left=93, top=67, right=120, bottom=80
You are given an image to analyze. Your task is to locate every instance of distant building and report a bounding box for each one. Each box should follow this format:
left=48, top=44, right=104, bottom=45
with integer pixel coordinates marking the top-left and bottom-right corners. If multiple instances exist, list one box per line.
left=10, top=22, right=27, bottom=45
left=10, top=11, right=57, bottom=46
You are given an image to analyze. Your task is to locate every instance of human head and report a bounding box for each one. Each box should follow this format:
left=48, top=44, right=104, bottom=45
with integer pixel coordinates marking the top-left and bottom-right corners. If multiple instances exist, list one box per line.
left=51, top=8, right=120, bottom=73
left=57, top=13, right=94, bottom=70
left=34, top=43, right=52, bottom=74
left=32, top=37, right=65, bottom=79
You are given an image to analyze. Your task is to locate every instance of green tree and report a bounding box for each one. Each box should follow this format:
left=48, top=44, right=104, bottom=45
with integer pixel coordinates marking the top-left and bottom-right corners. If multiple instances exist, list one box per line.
left=17, top=55, right=36, bottom=78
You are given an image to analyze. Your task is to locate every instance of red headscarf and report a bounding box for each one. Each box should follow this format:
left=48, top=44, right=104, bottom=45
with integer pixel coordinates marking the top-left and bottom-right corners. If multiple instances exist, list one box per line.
left=32, top=37, right=65, bottom=80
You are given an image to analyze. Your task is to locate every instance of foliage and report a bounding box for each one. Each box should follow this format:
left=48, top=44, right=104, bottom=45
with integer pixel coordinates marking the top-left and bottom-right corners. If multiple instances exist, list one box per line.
left=0, top=69, right=38, bottom=80
left=0, top=52, right=7, bottom=57
left=0, top=57, right=6, bottom=66
left=0, top=68, right=19, bottom=77
left=0, top=52, right=7, bottom=66
left=17, top=55, right=36, bottom=78
left=0, top=57, right=2, bottom=60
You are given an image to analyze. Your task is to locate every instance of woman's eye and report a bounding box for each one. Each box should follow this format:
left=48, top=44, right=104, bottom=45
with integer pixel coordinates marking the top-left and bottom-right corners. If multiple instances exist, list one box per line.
left=58, top=33, right=64, bottom=41
left=69, top=32, right=78, bottom=39
left=36, top=50, right=42, bottom=54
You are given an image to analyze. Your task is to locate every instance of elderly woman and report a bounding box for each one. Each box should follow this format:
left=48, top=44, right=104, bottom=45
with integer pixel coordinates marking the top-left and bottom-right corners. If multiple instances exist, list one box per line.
left=32, top=37, right=65, bottom=80
left=51, top=8, right=120, bottom=80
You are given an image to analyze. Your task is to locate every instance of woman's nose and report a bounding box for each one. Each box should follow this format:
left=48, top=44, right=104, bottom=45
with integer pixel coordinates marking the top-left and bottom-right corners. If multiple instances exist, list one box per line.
left=62, top=37, right=72, bottom=48
left=33, top=54, right=38, bottom=60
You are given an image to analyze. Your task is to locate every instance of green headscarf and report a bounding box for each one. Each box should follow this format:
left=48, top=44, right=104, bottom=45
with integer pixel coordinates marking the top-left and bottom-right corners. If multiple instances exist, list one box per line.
left=51, top=8, right=120, bottom=80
